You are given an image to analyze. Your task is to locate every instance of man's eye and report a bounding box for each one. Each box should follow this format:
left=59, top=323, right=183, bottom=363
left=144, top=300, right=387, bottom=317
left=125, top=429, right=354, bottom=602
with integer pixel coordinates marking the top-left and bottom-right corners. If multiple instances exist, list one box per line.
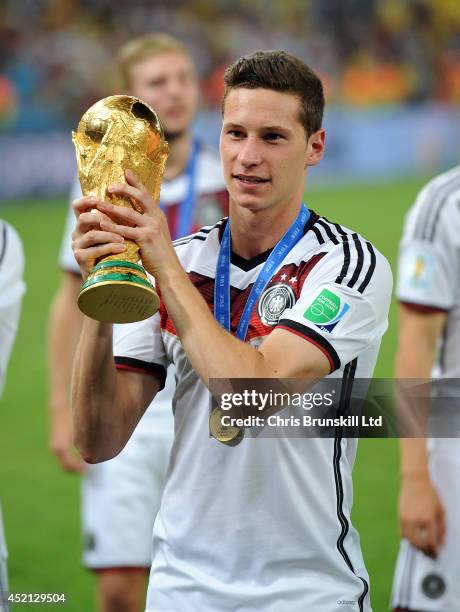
left=228, top=130, right=244, bottom=138
left=264, top=133, right=283, bottom=142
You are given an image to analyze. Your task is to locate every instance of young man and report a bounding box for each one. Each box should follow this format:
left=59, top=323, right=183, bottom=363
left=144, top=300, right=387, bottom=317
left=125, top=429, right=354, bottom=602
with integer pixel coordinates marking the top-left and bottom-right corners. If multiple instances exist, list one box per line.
left=391, top=167, right=460, bottom=611
left=49, top=34, right=227, bottom=612
left=0, top=220, right=26, bottom=612
left=71, top=51, right=392, bottom=611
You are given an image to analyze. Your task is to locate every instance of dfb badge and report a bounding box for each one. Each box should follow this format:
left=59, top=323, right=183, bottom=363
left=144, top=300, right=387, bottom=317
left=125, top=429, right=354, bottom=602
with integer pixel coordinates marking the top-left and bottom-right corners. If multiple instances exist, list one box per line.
left=421, top=573, right=446, bottom=600
left=258, top=283, right=296, bottom=326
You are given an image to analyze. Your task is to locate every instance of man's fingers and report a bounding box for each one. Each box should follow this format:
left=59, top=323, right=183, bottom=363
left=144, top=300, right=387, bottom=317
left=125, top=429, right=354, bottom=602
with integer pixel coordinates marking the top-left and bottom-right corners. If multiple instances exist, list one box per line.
left=74, top=242, right=126, bottom=266
left=124, top=168, right=147, bottom=193
left=72, top=195, right=99, bottom=218
left=99, top=216, right=140, bottom=241
left=72, top=211, right=107, bottom=237
left=107, top=182, right=147, bottom=213
left=408, top=523, right=438, bottom=558
left=98, top=201, right=143, bottom=226
left=62, top=455, right=86, bottom=474
left=76, top=229, right=124, bottom=249
left=56, top=448, right=87, bottom=474
left=421, top=544, right=437, bottom=559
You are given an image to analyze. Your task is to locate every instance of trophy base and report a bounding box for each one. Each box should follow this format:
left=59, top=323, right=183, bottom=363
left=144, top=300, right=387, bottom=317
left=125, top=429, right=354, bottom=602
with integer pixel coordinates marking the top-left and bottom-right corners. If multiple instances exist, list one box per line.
left=77, top=260, right=160, bottom=323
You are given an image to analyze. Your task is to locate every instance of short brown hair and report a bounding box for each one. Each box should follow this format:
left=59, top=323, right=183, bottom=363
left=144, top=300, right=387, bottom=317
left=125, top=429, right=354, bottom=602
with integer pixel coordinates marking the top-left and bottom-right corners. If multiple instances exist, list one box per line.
left=116, top=33, right=189, bottom=90
left=222, top=50, right=324, bottom=136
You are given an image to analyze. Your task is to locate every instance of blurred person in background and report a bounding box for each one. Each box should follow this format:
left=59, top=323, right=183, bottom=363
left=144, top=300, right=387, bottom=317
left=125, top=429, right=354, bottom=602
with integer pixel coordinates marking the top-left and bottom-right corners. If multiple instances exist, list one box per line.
left=49, top=33, right=227, bottom=612
left=391, top=166, right=460, bottom=611
left=0, top=220, right=26, bottom=612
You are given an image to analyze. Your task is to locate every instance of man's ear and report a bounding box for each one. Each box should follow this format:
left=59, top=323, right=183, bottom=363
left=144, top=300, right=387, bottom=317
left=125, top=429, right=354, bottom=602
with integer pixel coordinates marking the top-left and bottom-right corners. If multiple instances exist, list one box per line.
left=305, top=128, right=326, bottom=167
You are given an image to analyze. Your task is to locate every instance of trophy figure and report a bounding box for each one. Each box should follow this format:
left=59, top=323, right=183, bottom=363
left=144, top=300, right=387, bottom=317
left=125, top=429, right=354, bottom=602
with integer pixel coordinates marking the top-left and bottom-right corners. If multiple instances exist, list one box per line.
left=72, top=95, right=168, bottom=323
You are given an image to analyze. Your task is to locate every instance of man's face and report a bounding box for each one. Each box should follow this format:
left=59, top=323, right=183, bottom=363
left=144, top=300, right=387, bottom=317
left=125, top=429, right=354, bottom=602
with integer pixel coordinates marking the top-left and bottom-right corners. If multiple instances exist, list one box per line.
left=128, top=51, right=199, bottom=139
left=220, top=88, right=324, bottom=213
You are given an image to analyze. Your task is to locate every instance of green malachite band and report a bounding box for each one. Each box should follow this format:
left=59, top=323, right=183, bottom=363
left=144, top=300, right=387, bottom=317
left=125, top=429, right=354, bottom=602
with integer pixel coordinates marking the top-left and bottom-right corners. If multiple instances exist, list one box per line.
left=91, top=260, right=144, bottom=274
left=81, top=272, right=153, bottom=291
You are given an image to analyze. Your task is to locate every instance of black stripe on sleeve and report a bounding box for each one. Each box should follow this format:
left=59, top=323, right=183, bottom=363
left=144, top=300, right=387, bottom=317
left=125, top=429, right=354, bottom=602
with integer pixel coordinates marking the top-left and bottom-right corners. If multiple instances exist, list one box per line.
left=173, top=235, right=207, bottom=247
left=310, top=224, right=325, bottom=245
left=428, top=196, right=451, bottom=242
left=317, top=219, right=339, bottom=245
left=419, top=174, right=460, bottom=241
left=357, top=242, right=376, bottom=293
left=331, top=221, right=348, bottom=236
left=321, top=216, right=348, bottom=236
left=114, top=356, right=166, bottom=389
left=347, top=234, right=364, bottom=289
left=173, top=220, right=224, bottom=247
left=335, top=237, right=351, bottom=284
left=414, top=184, right=436, bottom=241
left=277, top=319, right=341, bottom=372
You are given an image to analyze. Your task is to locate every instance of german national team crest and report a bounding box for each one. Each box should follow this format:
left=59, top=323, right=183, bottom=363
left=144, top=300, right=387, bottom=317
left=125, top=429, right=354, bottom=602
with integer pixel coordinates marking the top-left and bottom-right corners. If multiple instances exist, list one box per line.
left=258, top=283, right=296, bottom=325
left=421, top=573, right=446, bottom=599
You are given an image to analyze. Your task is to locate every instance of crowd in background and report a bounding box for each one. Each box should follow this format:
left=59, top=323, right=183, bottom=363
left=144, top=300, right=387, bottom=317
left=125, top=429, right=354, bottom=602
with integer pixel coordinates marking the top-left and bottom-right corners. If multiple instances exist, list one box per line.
left=1, top=0, right=460, bottom=132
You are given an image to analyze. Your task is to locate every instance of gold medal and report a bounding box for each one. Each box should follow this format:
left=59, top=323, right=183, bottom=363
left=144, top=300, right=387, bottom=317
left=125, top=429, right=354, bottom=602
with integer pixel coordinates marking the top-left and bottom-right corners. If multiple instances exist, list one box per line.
left=209, top=408, right=241, bottom=444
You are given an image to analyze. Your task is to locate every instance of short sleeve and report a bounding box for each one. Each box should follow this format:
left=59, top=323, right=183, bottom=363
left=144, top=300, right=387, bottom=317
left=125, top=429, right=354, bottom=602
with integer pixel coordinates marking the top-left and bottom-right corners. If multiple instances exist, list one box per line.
left=396, top=202, right=459, bottom=311
left=277, top=245, right=392, bottom=372
left=59, top=177, right=81, bottom=274
left=113, top=311, right=170, bottom=389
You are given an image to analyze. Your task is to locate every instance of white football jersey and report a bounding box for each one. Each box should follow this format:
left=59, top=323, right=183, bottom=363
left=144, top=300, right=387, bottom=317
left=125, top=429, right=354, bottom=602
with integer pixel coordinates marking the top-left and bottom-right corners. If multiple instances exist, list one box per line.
left=393, top=167, right=460, bottom=612
left=0, top=221, right=25, bottom=397
left=396, top=165, right=460, bottom=379
left=59, top=142, right=227, bottom=435
left=113, top=212, right=392, bottom=611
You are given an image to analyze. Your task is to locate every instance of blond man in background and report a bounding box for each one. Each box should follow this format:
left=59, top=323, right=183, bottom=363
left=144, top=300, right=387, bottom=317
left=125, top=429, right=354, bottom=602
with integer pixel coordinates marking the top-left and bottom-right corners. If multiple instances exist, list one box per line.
left=49, top=33, right=227, bottom=612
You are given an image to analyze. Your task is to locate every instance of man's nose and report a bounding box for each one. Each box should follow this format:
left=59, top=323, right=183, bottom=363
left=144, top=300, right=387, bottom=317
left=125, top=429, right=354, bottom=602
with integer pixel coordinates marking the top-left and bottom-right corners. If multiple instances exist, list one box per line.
left=166, top=77, right=185, bottom=98
left=237, top=136, right=262, bottom=167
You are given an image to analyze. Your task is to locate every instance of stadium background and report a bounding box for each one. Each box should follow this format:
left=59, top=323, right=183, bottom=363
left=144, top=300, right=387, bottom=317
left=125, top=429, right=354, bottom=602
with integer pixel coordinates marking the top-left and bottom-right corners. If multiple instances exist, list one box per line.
left=1, top=1, right=460, bottom=610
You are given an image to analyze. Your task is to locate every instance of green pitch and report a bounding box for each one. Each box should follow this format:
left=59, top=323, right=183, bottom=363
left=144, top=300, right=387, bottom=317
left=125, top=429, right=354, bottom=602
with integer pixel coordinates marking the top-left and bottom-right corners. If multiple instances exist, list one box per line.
left=0, top=176, right=428, bottom=611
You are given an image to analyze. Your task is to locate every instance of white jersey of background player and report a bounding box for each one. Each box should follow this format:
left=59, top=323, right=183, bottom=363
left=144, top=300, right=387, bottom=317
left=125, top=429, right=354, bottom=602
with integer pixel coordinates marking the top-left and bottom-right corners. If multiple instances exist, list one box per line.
left=392, top=166, right=460, bottom=612
left=49, top=34, right=226, bottom=612
left=0, top=221, right=25, bottom=612
left=70, top=50, right=392, bottom=612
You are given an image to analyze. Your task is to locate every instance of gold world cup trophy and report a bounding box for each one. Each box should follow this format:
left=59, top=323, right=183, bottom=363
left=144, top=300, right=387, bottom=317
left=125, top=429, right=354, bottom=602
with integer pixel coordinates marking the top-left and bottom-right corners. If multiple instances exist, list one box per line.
left=72, top=95, right=168, bottom=323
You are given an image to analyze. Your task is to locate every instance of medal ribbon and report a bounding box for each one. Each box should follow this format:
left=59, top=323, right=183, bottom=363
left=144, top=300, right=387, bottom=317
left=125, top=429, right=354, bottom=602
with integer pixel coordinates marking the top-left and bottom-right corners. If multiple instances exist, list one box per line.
left=160, top=138, right=200, bottom=239
left=214, top=203, right=309, bottom=341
